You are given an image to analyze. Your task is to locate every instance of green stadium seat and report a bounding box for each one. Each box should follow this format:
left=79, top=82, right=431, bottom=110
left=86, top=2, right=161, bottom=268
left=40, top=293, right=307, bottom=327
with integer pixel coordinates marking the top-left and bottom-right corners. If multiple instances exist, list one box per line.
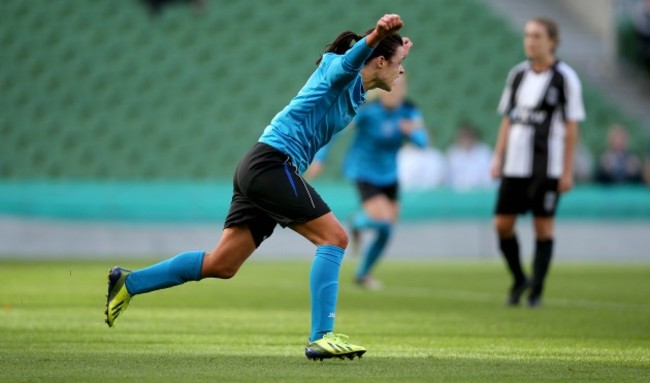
left=0, top=0, right=645, bottom=180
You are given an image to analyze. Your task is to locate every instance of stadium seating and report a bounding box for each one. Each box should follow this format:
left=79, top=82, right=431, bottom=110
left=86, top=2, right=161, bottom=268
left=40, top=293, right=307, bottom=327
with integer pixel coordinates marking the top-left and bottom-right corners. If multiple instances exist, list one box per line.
left=0, top=0, right=645, bottom=180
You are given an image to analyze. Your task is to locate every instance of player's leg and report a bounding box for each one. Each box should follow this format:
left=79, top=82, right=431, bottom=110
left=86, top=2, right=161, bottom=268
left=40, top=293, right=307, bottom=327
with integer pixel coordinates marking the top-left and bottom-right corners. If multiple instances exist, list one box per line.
left=244, top=147, right=365, bottom=359
left=291, top=213, right=366, bottom=360
left=105, top=225, right=257, bottom=327
left=529, top=180, right=560, bottom=307
left=355, top=193, right=396, bottom=289
left=529, top=217, right=554, bottom=307
left=106, top=143, right=274, bottom=328
left=291, top=212, right=348, bottom=342
left=495, top=214, right=526, bottom=286
left=201, top=226, right=257, bottom=278
left=348, top=181, right=385, bottom=255
left=494, top=178, right=528, bottom=305
left=348, top=182, right=372, bottom=255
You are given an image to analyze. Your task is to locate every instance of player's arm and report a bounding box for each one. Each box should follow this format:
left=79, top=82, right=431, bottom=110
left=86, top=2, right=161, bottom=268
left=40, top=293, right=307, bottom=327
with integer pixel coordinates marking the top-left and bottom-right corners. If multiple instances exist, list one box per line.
left=492, top=64, right=519, bottom=179
left=407, top=125, right=428, bottom=148
left=559, top=66, right=586, bottom=193
left=399, top=111, right=427, bottom=148
left=305, top=145, right=331, bottom=180
left=559, top=121, right=578, bottom=193
left=332, top=14, right=405, bottom=81
left=491, top=117, right=510, bottom=179
left=305, top=129, right=347, bottom=180
left=365, top=14, right=404, bottom=48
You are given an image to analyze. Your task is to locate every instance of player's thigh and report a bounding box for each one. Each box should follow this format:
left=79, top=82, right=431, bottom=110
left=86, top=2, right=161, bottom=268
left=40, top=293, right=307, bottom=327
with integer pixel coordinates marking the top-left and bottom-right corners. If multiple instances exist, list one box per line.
left=290, top=212, right=348, bottom=248
left=202, top=226, right=257, bottom=278
left=362, top=194, right=395, bottom=221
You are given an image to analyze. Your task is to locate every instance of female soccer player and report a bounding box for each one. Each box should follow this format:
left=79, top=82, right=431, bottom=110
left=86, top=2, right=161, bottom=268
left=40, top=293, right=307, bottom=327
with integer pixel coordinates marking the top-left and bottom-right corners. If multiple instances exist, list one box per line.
left=307, top=75, right=427, bottom=290
left=105, top=14, right=410, bottom=361
left=491, top=18, right=585, bottom=308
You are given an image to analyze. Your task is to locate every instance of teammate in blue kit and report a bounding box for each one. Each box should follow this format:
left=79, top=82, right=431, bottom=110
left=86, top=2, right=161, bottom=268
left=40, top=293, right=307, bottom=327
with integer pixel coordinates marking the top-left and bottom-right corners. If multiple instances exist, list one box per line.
left=307, top=75, right=427, bottom=289
left=105, top=14, right=412, bottom=361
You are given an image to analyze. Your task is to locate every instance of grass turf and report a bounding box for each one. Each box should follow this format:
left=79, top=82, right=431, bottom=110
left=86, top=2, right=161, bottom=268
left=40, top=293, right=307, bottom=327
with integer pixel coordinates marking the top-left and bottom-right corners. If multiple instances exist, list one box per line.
left=0, top=258, right=649, bottom=382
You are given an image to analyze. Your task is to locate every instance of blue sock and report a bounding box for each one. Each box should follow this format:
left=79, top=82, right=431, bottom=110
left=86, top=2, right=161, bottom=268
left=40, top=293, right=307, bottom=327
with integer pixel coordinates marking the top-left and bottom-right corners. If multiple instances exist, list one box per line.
left=353, top=211, right=391, bottom=231
left=356, top=222, right=392, bottom=279
left=125, top=251, right=205, bottom=295
left=352, top=211, right=371, bottom=230
left=309, top=245, right=344, bottom=342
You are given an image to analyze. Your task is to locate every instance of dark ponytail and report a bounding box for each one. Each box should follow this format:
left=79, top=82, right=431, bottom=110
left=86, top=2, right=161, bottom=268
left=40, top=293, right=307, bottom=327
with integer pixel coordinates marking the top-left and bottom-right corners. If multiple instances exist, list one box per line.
left=316, top=28, right=403, bottom=65
left=316, top=31, right=362, bottom=65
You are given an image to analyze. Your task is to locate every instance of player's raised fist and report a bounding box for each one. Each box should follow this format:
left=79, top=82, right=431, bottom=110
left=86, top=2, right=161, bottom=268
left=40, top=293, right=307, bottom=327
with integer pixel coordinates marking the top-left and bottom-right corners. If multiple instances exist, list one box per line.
left=375, top=14, right=403, bottom=38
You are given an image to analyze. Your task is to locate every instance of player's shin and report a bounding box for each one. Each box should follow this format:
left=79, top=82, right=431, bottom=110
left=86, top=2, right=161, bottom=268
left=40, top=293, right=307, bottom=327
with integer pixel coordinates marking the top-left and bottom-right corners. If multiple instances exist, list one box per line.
left=530, top=238, right=554, bottom=299
left=499, top=236, right=526, bottom=284
left=125, top=250, right=205, bottom=295
left=309, top=245, right=344, bottom=342
left=356, top=221, right=392, bottom=280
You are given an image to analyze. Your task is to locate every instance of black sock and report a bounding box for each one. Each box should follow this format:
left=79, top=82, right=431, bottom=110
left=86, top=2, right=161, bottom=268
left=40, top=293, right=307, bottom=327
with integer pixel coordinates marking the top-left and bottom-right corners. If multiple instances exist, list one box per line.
left=530, top=238, right=554, bottom=298
left=499, top=236, right=526, bottom=286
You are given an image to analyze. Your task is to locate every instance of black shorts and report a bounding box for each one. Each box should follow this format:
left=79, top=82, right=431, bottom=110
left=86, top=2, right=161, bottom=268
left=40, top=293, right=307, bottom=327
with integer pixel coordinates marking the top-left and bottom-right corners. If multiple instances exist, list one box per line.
left=356, top=181, right=399, bottom=202
left=495, top=177, right=560, bottom=217
left=224, top=142, right=331, bottom=247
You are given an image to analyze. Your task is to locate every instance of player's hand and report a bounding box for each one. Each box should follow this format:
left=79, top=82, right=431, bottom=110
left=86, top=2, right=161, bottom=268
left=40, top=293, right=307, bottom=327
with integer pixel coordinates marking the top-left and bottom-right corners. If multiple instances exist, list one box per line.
left=490, top=157, right=502, bottom=179
left=558, top=172, right=573, bottom=193
left=375, top=14, right=403, bottom=38
left=402, top=37, right=413, bottom=58
left=366, top=14, right=404, bottom=48
left=399, top=119, right=417, bottom=135
left=305, top=162, right=324, bottom=180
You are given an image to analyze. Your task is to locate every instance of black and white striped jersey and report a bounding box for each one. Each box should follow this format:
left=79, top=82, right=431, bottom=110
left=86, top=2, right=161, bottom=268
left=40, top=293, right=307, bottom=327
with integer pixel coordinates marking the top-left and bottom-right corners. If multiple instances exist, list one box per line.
left=497, top=60, right=585, bottom=179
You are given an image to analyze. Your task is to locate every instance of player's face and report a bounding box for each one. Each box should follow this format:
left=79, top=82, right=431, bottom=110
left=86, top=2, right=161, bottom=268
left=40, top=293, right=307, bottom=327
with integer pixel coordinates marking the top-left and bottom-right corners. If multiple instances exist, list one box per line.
left=380, top=75, right=407, bottom=108
left=377, top=45, right=406, bottom=91
left=524, top=21, right=554, bottom=60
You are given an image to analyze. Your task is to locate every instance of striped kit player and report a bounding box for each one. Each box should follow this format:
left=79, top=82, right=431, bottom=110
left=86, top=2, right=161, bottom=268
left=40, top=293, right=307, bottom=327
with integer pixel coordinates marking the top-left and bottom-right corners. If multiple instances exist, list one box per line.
left=491, top=17, right=585, bottom=308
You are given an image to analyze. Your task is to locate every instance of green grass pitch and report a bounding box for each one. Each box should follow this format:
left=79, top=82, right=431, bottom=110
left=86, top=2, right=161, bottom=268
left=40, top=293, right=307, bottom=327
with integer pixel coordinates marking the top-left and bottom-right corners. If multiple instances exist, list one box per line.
left=1, top=258, right=649, bottom=382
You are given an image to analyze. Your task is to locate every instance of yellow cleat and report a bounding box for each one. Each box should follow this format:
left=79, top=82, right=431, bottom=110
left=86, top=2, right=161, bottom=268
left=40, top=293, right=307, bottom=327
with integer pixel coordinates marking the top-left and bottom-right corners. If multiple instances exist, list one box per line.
left=305, top=333, right=366, bottom=361
left=105, top=267, right=132, bottom=327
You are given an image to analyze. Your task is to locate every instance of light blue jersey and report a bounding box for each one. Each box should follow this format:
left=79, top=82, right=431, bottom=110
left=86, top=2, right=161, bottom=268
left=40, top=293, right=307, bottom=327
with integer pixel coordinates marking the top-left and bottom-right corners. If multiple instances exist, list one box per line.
left=258, top=38, right=375, bottom=174
left=317, top=100, right=428, bottom=186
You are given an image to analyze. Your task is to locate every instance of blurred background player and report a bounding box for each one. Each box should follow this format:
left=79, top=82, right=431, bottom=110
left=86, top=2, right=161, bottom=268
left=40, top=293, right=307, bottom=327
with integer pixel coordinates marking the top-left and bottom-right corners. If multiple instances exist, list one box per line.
left=446, top=121, right=495, bottom=191
left=307, top=74, right=427, bottom=289
left=491, top=17, right=585, bottom=308
left=595, top=124, right=643, bottom=184
left=105, top=14, right=410, bottom=361
left=397, top=140, right=447, bottom=191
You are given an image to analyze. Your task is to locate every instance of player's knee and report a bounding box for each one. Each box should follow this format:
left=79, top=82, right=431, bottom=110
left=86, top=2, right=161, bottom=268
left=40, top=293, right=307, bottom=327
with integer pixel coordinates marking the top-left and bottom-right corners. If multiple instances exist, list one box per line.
left=201, top=252, right=240, bottom=279
left=323, top=226, right=349, bottom=249
left=216, top=266, right=238, bottom=279
left=205, top=264, right=239, bottom=279
left=534, top=219, right=554, bottom=239
left=535, top=229, right=554, bottom=240
left=494, top=218, right=514, bottom=237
